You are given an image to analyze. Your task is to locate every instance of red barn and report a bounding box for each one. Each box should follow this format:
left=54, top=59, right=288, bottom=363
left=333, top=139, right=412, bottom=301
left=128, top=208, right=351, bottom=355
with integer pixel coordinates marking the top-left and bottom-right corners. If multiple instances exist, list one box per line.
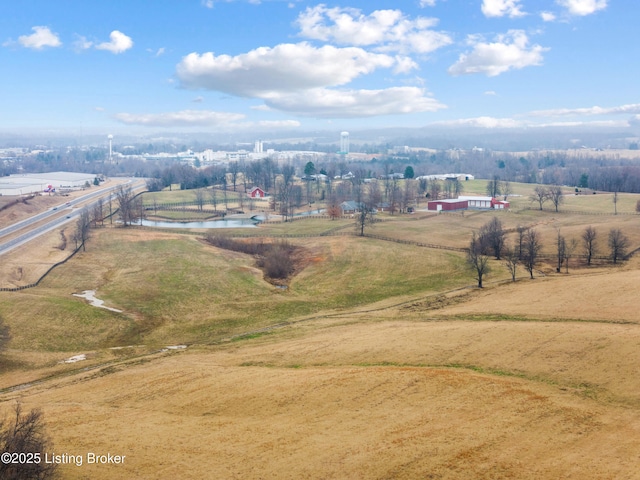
left=428, top=199, right=468, bottom=211
left=248, top=186, right=266, bottom=198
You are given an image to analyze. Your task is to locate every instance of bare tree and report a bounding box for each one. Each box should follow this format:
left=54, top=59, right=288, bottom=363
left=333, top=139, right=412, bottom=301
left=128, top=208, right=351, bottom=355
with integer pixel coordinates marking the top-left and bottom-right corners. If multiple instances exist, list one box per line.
left=556, top=229, right=566, bottom=273
left=229, top=161, right=239, bottom=191
left=486, top=175, right=501, bottom=198
left=467, top=232, right=490, bottom=288
left=75, top=208, right=91, bottom=251
left=115, top=185, right=135, bottom=226
left=503, top=245, right=519, bottom=282
left=354, top=183, right=376, bottom=236
left=501, top=180, right=512, bottom=201
left=530, top=186, right=549, bottom=210
left=107, top=193, right=114, bottom=225
left=523, top=228, right=542, bottom=279
left=516, top=225, right=527, bottom=260
left=582, top=226, right=597, bottom=266
left=564, top=238, right=578, bottom=273
left=92, top=197, right=104, bottom=227
left=608, top=228, right=629, bottom=264
left=548, top=185, right=564, bottom=212
left=0, top=403, right=57, bottom=480
left=479, top=217, right=505, bottom=259
left=429, top=180, right=442, bottom=200
left=402, top=179, right=416, bottom=212
left=209, top=186, right=218, bottom=211
left=194, top=188, right=205, bottom=211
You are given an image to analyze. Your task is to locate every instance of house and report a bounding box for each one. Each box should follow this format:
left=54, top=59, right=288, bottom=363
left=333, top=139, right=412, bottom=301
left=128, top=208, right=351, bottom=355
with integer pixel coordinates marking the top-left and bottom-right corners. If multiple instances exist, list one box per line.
left=428, top=199, right=468, bottom=211
left=376, top=202, right=391, bottom=212
left=339, top=201, right=363, bottom=214
left=248, top=186, right=266, bottom=198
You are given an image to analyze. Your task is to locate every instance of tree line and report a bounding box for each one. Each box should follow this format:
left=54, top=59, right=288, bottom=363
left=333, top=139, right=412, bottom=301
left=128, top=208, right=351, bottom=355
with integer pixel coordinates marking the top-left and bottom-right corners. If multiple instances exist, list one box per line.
left=467, top=218, right=631, bottom=287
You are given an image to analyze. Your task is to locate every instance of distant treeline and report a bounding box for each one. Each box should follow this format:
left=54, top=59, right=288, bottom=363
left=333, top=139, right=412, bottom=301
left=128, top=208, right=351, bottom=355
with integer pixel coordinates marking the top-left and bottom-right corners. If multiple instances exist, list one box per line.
left=6, top=143, right=640, bottom=193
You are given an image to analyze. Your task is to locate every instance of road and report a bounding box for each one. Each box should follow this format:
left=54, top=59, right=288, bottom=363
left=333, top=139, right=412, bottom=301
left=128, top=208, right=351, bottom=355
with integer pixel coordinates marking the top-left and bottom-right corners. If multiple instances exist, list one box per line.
left=0, top=178, right=146, bottom=256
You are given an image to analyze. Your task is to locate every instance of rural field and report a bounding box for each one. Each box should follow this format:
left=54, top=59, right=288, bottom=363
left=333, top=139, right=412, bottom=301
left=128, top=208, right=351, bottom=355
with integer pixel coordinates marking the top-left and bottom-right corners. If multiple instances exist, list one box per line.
left=1, top=181, right=640, bottom=479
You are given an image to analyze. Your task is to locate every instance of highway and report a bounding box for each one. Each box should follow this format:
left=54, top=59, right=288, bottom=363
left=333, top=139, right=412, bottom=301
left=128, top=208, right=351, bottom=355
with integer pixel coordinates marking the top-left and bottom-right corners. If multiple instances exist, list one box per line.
left=0, top=178, right=146, bottom=256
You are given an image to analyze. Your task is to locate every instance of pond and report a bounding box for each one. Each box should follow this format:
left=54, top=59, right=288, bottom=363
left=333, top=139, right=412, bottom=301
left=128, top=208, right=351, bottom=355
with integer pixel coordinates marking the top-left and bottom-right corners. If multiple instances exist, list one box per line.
left=138, top=218, right=260, bottom=229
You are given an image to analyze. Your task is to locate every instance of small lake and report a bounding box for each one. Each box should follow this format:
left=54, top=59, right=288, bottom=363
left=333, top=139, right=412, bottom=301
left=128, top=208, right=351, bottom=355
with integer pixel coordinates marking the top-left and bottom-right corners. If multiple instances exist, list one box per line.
left=139, top=219, right=259, bottom=229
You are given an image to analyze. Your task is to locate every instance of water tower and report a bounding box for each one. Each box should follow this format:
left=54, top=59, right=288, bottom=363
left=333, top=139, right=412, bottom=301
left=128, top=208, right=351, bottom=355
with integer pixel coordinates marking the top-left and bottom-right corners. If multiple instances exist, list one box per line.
left=339, top=131, right=349, bottom=155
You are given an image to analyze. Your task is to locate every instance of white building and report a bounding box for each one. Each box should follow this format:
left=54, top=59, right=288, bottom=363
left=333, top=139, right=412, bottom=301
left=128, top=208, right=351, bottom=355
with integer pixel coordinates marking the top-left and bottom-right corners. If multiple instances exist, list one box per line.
left=0, top=171, right=97, bottom=196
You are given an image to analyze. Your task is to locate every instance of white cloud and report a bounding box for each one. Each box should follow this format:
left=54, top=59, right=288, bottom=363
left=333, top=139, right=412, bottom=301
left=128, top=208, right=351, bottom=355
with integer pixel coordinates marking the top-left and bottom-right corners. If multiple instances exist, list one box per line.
left=295, top=5, right=452, bottom=54
left=530, top=103, right=640, bottom=117
left=113, top=110, right=245, bottom=127
left=540, top=11, right=557, bottom=21
left=556, top=0, right=607, bottom=16
left=262, top=87, right=446, bottom=118
left=448, top=30, right=547, bottom=77
left=96, top=30, right=133, bottom=54
left=419, top=0, right=437, bottom=6
left=254, top=120, right=300, bottom=128
left=532, top=120, right=627, bottom=128
left=73, top=35, right=93, bottom=51
left=177, top=42, right=396, bottom=96
left=431, top=116, right=523, bottom=128
left=481, top=0, right=526, bottom=18
left=484, top=90, right=498, bottom=96
left=12, top=26, right=62, bottom=50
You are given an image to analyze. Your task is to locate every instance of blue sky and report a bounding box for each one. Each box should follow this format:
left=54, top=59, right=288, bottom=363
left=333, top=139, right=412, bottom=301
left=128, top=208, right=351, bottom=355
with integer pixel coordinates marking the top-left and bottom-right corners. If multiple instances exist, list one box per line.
left=0, top=0, right=637, bottom=135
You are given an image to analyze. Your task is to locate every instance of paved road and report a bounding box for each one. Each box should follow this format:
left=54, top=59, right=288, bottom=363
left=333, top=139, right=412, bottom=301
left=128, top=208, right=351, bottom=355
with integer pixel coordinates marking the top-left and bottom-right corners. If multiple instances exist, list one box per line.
left=0, top=178, right=146, bottom=256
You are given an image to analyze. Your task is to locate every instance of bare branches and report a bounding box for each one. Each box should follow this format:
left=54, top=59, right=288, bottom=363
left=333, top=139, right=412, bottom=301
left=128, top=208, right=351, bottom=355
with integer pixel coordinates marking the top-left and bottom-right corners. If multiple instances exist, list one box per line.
left=467, top=233, right=490, bottom=288
left=582, top=226, right=597, bottom=266
left=0, top=403, right=57, bottom=479
left=608, top=228, right=629, bottom=264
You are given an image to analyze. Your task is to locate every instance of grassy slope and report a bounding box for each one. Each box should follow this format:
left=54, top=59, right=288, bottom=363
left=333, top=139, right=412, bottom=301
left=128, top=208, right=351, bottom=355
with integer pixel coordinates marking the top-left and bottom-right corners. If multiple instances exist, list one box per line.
left=1, top=185, right=640, bottom=478
left=0, top=225, right=470, bottom=356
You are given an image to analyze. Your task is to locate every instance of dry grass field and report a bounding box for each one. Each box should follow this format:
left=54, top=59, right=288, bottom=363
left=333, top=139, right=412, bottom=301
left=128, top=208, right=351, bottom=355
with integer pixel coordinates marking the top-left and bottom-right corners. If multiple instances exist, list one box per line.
left=1, top=183, right=640, bottom=479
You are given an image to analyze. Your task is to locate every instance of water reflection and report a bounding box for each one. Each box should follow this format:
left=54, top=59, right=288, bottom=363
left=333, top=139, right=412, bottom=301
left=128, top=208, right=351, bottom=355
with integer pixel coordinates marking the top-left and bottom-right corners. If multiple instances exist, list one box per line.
left=139, top=218, right=259, bottom=229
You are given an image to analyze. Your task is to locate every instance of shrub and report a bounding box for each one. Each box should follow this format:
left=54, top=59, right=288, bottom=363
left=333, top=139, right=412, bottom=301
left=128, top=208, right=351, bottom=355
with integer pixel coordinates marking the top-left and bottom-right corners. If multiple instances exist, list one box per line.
left=0, top=403, right=57, bottom=480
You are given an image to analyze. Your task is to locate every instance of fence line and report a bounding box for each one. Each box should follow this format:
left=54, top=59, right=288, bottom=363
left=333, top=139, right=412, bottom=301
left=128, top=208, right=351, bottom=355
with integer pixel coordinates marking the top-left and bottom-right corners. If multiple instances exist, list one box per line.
left=0, top=243, right=84, bottom=292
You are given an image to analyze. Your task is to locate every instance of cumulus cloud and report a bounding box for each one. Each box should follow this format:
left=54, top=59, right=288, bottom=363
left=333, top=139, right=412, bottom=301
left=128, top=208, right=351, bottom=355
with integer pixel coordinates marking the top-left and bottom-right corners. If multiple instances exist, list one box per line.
left=73, top=35, right=93, bottom=51
left=430, top=116, right=523, bottom=128
left=96, top=30, right=133, bottom=54
left=295, top=5, right=452, bottom=54
left=419, top=0, right=437, bottom=6
left=254, top=120, right=300, bottom=128
left=113, top=110, right=245, bottom=127
left=10, top=26, right=62, bottom=50
left=262, top=87, right=446, bottom=118
left=540, top=11, right=557, bottom=21
left=481, top=0, right=526, bottom=18
left=557, top=0, right=607, bottom=16
left=530, top=103, right=640, bottom=117
left=177, top=42, right=397, bottom=96
left=448, top=30, right=547, bottom=77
